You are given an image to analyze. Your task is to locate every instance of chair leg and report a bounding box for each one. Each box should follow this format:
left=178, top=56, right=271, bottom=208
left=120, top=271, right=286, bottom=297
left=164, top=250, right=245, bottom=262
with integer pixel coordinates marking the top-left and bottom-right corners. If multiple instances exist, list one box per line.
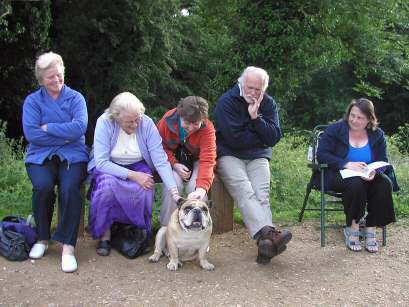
left=320, top=170, right=326, bottom=247
left=299, top=182, right=313, bottom=222
left=382, top=226, right=386, bottom=246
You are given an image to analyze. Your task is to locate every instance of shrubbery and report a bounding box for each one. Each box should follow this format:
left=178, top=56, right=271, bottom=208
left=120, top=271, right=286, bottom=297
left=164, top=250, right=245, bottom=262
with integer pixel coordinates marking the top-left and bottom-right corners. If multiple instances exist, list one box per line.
left=0, top=121, right=407, bottom=225
left=391, top=123, right=409, bottom=155
left=0, top=121, right=32, bottom=217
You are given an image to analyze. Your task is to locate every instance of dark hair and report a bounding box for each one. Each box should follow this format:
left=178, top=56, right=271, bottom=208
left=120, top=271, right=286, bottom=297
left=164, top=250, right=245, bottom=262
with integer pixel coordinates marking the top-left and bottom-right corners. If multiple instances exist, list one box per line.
left=343, top=98, right=379, bottom=130
left=176, top=96, right=208, bottom=122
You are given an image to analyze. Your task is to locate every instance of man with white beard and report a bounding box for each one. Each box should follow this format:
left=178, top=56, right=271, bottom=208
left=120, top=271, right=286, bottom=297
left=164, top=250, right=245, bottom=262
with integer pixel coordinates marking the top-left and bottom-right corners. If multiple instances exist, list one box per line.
left=214, top=66, right=292, bottom=264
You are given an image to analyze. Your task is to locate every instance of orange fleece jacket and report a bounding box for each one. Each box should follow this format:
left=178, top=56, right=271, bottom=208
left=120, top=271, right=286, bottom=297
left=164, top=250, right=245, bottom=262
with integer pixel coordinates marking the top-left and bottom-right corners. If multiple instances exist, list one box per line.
left=157, top=108, right=216, bottom=191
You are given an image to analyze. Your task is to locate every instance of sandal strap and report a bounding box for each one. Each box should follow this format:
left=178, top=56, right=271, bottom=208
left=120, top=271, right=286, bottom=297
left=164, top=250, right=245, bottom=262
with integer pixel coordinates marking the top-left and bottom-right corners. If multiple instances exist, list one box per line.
left=344, top=228, right=362, bottom=250
left=364, top=231, right=376, bottom=238
left=366, top=240, right=378, bottom=247
left=345, top=227, right=360, bottom=237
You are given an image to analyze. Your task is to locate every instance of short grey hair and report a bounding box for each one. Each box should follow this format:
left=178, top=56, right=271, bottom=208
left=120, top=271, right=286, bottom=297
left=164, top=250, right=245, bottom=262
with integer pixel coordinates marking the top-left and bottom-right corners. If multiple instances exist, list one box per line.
left=237, top=66, right=269, bottom=91
left=106, top=92, right=146, bottom=121
left=35, top=51, right=65, bottom=84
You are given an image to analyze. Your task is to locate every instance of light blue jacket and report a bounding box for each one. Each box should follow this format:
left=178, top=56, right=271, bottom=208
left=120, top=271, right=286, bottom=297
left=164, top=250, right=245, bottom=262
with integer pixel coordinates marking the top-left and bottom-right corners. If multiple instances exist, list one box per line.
left=88, top=112, right=177, bottom=191
left=22, top=85, right=88, bottom=165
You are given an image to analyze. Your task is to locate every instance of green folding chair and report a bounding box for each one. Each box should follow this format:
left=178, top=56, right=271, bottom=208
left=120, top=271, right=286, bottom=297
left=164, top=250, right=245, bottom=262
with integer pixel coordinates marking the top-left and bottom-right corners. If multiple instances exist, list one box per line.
left=298, top=125, right=386, bottom=247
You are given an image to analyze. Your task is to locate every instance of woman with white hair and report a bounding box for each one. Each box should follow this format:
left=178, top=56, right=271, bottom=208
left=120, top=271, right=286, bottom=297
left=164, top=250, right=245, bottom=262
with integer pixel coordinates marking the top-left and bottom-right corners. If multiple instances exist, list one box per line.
left=22, top=51, right=88, bottom=273
left=87, top=92, right=180, bottom=256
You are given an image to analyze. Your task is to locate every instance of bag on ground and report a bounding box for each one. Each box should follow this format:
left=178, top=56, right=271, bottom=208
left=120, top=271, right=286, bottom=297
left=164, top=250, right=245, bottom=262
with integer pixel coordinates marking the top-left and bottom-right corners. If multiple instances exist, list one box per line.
left=0, top=215, right=37, bottom=261
left=110, top=222, right=150, bottom=259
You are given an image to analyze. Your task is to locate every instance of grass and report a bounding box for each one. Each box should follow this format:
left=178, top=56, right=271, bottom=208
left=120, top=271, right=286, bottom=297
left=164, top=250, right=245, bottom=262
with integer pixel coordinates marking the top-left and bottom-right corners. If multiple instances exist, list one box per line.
left=0, top=121, right=408, bottom=230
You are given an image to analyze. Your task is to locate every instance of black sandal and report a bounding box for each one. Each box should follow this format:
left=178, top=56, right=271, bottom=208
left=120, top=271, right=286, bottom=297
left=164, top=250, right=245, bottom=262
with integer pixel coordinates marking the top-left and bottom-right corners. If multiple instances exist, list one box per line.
left=96, top=240, right=111, bottom=256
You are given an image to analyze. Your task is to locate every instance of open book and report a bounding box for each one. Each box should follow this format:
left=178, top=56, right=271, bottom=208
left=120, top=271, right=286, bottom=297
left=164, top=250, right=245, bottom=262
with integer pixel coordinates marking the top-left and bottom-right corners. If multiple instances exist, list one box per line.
left=340, top=161, right=390, bottom=179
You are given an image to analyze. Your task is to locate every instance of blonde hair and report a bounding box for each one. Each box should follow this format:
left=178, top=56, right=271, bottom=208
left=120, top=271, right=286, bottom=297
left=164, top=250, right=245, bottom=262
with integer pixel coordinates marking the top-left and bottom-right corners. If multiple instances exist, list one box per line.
left=238, top=66, right=269, bottom=91
left=35, top=51, right=65, bottom=84
left=106, top=92, right=145, bottom=121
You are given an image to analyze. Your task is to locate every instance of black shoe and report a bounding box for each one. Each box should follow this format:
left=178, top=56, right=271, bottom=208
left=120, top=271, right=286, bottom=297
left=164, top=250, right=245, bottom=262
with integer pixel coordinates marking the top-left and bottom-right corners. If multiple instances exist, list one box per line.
left=96, top=240, right=111, bottom=256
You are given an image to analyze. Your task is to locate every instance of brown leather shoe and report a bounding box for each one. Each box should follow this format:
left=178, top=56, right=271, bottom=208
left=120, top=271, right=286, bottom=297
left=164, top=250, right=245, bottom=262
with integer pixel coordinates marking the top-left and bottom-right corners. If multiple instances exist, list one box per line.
left=256, top=226, right=292, bottom=261
left=257, top=244, right=287, bottom=264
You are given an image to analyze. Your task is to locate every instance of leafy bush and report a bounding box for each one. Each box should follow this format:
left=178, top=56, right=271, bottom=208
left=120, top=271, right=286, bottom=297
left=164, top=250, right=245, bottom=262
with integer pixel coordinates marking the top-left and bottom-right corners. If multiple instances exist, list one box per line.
left=387, top=139, right=409, bottom=218
left=0, top=122, right=407, bottom=227
left=269, top=133, right=316, bottom=221
left=0, top=121, right=32, bottom=218
left=390, top=123, right=409, bottom=154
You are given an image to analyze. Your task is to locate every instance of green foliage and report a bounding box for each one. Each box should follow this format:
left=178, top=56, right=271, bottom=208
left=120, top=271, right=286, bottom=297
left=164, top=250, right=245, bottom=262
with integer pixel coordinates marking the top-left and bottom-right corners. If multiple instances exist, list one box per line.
left=0, top=121, right=32, bottom=218
left=201, top=0, right=409, bottom=131
left=52, top=0, right=181, bottom=141
left=269, top=133, right=312, bottom=220
left=0, top=1, right=51, bottom=139
left=387, top=139, right=409, bottom=218
left=1, top=0, right=408, bottom=139
left=0, top=124, right=407, bottom=225
left=390, top=123, right=409, bottom=154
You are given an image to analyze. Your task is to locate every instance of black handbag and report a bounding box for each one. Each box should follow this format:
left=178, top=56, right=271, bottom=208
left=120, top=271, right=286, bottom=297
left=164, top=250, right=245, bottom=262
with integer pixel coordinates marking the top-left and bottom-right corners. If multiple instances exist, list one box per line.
left=176, top=144, right=194, bottom=173
left=0, top=225, right=30, bottom=261
left=0, top=215, right=37, bottom=261
left=110, top=223, right=150, bottom=259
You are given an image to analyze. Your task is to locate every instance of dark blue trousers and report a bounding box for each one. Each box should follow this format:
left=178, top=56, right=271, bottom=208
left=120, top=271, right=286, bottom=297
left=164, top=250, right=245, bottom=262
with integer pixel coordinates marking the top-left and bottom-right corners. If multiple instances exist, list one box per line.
left=26, top=157, right=87, bottom=246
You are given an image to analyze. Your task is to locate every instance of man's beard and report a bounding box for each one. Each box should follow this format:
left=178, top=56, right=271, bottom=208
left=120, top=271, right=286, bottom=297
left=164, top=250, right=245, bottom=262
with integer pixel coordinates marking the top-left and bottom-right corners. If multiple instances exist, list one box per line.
left=244, top=95, right=256, bottom=104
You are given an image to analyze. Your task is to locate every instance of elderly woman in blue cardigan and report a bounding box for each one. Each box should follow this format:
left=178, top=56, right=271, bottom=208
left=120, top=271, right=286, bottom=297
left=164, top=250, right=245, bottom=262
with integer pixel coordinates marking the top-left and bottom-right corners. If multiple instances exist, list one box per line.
left=22, top=52, right=88, bottom=273
left=88, top=92, right=180, bottom=256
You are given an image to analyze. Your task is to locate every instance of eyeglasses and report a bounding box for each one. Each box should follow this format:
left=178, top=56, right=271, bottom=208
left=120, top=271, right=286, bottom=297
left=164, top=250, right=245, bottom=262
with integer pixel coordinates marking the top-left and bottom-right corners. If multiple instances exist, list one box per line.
left=244, top=84, right=262, bottom=94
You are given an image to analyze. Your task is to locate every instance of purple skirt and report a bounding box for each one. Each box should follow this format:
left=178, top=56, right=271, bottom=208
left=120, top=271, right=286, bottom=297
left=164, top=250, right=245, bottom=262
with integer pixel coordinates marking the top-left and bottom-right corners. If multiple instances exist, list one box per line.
left=89, top=160, right=154, bottom=239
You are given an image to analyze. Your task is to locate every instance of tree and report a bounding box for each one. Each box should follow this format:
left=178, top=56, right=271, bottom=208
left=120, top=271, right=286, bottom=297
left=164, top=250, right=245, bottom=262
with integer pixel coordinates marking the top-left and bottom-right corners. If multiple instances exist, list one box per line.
left=0, top=1, right=51, bottom=139
left=202, top=0, right=409, bottom=131
left=52, top=0, right=182, bottom=141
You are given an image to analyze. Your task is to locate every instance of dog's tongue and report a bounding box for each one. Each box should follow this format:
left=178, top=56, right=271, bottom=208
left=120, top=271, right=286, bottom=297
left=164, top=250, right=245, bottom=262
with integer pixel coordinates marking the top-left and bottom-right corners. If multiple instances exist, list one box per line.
left=192, top=221, right=201, bottom=227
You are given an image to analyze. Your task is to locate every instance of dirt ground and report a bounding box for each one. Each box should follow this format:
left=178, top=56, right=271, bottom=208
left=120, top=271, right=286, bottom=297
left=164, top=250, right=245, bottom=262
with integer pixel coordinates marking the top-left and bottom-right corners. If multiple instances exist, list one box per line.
left=1, top=220, right=409, bottom=307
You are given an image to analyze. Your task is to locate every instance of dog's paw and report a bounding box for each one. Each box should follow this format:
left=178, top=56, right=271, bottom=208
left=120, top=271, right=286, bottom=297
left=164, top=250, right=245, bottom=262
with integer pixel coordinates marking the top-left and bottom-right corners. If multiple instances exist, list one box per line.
left=200, top=260, right=215, bottom=271
left=167, top=260, right=179, bottom=271
left=148, top=252, right=161, bottom=263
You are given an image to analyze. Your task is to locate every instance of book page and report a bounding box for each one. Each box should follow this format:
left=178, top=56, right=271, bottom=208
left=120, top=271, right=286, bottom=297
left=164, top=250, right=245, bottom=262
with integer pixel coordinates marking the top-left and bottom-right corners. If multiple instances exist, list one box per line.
left=340, top=161, right=390, bottom=179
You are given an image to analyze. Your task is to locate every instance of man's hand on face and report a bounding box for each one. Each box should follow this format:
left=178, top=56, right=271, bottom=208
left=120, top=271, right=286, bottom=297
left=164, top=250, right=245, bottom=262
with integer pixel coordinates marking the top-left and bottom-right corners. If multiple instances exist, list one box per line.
left=247, top=91, right=264, bottom=120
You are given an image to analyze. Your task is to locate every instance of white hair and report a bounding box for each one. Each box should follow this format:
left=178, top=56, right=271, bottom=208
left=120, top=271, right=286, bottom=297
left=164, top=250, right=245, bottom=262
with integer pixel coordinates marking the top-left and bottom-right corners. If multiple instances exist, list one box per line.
left=35, top=51, right=65, bottom=84
left=237, top=66, right=269, bottom=91
left=106, top=92, right=145, bottom=121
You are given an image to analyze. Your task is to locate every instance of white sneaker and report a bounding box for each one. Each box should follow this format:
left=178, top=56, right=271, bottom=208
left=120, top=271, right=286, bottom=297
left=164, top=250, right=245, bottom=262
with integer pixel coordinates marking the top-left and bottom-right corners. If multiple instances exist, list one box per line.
left=29, top=243, right=48, bottom=259
left=61, top=254, right=77, bottom=273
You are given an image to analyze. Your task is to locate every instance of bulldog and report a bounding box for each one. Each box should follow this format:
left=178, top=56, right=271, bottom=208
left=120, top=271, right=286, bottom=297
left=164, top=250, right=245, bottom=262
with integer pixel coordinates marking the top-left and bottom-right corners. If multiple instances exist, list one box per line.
left=149, top=198, right=214, bottom=271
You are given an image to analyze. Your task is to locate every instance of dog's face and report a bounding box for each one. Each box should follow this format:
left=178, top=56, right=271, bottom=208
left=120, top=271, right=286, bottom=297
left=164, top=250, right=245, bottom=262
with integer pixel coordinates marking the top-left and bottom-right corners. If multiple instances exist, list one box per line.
left=177, top=199, right=212, bottom=232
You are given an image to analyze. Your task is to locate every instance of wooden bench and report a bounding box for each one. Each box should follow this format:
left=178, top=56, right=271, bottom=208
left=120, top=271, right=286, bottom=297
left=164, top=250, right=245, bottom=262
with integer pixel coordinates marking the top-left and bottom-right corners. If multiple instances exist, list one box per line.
left=208, top=175, right=234, bottom=233
left=59, top=174, right=235, bottom=238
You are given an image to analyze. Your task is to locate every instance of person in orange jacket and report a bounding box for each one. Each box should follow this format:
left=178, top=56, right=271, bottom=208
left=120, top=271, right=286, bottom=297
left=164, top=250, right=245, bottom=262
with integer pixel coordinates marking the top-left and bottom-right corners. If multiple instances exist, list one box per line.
left=157, top=96, right=216, bottom=226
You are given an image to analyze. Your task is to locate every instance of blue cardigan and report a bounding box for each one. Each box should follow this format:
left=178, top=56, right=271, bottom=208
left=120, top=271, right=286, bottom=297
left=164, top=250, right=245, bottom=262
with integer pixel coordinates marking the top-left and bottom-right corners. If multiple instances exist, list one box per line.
left=22, top=85, right=88, bottom=165
left=87, top=112, right=177, bottom=191
left=316, top=120, right=399, bottom=191
left=214, top=84, right=282, bottom=160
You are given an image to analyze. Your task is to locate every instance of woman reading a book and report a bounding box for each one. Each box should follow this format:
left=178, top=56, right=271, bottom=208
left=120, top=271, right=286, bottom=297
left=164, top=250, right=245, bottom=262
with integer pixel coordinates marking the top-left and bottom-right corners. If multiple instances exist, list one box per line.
left=316, top=98, right=398, bottom=253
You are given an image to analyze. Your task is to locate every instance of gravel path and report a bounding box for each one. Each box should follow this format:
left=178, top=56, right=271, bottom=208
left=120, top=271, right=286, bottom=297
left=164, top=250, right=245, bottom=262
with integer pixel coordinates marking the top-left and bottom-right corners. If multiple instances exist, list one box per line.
left=1, top=220, right=409, bottom=306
